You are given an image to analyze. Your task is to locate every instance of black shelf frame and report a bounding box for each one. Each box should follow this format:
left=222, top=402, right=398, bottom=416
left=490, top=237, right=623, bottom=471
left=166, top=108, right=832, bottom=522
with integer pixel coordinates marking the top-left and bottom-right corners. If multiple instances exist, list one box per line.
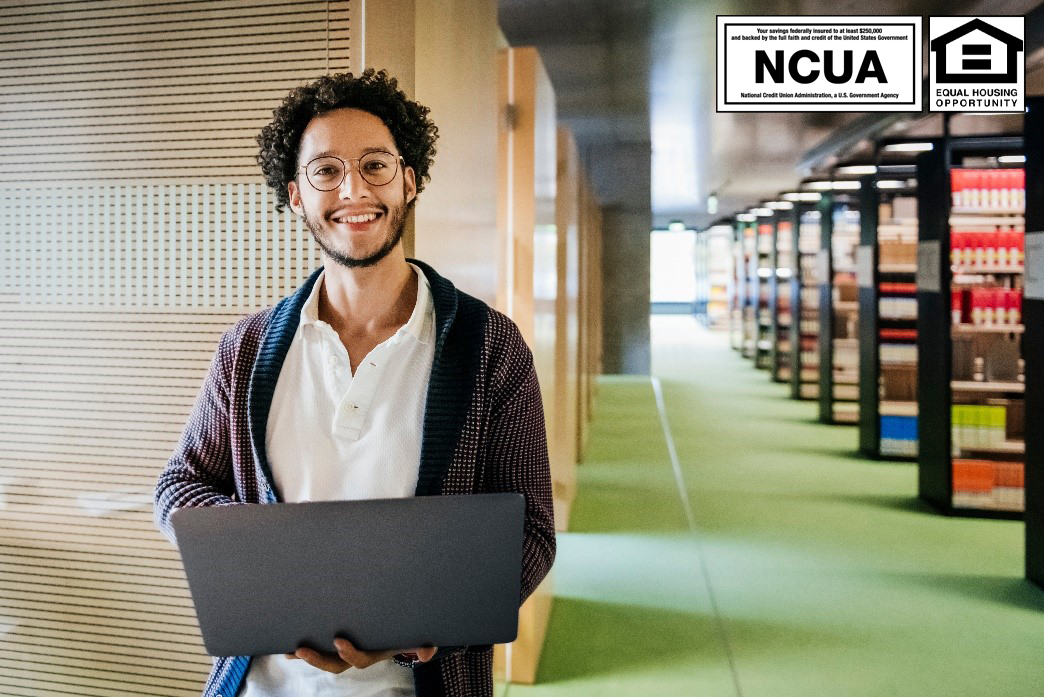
left=857, top=162, right=920, bottom=460
left=789, top=201, right=820, bottom=401
left=916, top=134, right=1024, bottom=520
left=1023, top=97, right=1044, bottom=586
left=858, top=175, right=880, bottom=454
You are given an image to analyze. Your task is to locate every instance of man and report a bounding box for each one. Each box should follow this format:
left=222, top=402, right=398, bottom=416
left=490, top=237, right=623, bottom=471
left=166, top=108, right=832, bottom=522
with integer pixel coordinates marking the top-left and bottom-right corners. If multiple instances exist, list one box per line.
left=154, top=69, right=556, bottom=697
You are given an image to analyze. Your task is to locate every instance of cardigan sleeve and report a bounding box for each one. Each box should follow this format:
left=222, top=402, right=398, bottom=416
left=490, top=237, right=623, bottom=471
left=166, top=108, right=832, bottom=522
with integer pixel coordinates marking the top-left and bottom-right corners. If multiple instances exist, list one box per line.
left=153, top=327, right=240, bottom=543
left=483, top=317, right=556, bottom=604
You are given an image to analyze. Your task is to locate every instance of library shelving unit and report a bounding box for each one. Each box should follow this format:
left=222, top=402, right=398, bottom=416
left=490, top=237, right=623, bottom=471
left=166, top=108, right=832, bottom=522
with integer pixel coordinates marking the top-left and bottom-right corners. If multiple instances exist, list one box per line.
left=917, top=136, right=1025, bottom=518
left=740, top=218, right=758, bottom=359
left=729, top=219, right=745, bottom=351
left=694, top=228, right=708, bottom=319
left=789, top=200, right=822, bottom=400
left=1022, top=97, right=1043, bottom=585
left=819, top=191, right=861, bottom=424
left=754, top=217, right=775, bottom=369
left=706, top=224, right=733, bottom=327
left=858, top=165, right=920, bottom=459
left=771, top=208, right=794, bottom=383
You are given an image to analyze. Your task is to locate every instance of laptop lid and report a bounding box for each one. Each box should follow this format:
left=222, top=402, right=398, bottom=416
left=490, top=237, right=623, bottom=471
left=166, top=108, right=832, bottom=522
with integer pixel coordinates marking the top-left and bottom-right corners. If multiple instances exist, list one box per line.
left=170, top=492, right=525, bottom=657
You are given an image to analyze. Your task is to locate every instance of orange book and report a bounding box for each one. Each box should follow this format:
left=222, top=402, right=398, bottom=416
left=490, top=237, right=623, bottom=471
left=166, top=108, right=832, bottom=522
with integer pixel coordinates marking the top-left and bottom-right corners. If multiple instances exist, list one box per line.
left=952, top=459, right=995, bottom=493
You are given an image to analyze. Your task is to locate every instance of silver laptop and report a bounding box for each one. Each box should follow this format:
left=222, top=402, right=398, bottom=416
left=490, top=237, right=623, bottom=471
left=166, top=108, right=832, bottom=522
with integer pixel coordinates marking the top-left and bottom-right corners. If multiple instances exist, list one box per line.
left=170, top=493, right=525, bottom=657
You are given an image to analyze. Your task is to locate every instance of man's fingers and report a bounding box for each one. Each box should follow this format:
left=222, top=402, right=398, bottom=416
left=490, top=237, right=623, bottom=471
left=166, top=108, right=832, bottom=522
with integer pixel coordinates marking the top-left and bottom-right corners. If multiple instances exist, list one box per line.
left=334, top=638, right=398, bottom=669
left=295, top=647, right=351, bottom=674
left=415, top=646, right=437, bottom=663
left=334, top=638, right=376, bottom=668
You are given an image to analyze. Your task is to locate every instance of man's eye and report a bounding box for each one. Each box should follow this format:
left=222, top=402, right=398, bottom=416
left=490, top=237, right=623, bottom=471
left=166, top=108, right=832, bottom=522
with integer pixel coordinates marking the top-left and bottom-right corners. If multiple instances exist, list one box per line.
left=364, top=161, right=387, bottom=171
left=313, top=166, right=338, bottom=177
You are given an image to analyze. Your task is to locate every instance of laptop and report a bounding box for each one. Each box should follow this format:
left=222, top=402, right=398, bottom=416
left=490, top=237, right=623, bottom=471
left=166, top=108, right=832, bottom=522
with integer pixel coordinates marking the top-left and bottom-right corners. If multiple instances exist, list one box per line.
left=170, top=492, right=525, bottom=657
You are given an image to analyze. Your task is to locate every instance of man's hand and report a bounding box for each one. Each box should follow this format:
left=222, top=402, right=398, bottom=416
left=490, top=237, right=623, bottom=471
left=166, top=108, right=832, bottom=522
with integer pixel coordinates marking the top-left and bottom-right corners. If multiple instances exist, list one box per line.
left=287, top=638, right=437, bottom=674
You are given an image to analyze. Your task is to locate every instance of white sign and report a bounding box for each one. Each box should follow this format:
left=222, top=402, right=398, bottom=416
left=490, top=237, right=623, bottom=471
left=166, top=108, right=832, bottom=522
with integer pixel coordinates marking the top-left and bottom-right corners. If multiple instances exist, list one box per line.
left=929, top=16, right=1024, bottom=113
left=917, top=240, right=941, bottom=293
left=1026, top=231, right=1044, bottom=300
left=857, top=245, right=874, bottom=289
left=717, top=16, right=922, bottom=112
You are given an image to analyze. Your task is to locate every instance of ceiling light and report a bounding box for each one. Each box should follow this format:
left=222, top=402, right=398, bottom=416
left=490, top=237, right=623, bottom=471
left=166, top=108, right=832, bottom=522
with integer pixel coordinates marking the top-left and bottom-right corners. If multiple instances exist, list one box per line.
left=881, top=142, right=934, bottom=153
left=999, top=155, right=1026, bottom=163
left=876, top=180, right=909, bottom=189
left=835, top=165, right=877, bottom=175
left=752, top=207, right=774, bottom=217
left=736, top=213, right=756, bottom=222
left=766, top=201, right=795, bottom=210
left=781, top=192, right=822, bottom=202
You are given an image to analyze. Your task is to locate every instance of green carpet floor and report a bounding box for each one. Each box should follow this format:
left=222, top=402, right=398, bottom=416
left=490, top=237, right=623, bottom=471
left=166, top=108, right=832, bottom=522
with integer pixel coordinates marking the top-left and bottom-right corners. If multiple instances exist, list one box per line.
left=503, top=316, right=1044, bottom=697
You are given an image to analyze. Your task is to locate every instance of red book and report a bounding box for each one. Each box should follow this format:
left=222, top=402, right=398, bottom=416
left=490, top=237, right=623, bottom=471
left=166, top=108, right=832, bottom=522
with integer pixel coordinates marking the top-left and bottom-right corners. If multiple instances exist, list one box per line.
left=951, top=169, right=964, bottom=207
left=970, top=287, right=984, bottom=325
left=879, top=328, right=917, bottom=340
left=987, top=170, right=1000, bottom=208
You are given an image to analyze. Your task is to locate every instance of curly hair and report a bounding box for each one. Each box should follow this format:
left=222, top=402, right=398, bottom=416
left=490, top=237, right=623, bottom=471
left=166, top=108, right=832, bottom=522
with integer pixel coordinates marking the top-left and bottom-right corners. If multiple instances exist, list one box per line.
left=256, top=69, right=438, bottom=212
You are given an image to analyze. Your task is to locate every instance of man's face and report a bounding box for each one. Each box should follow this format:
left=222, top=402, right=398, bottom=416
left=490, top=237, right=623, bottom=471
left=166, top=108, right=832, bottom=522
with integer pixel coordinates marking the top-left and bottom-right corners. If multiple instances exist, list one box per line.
left=288, top=108, right=417, bottom=269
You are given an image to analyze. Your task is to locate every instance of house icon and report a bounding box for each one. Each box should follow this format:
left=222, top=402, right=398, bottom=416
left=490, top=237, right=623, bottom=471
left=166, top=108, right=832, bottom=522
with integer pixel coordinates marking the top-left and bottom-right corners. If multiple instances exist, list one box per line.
left=930, top=18, right=1023, bottom=83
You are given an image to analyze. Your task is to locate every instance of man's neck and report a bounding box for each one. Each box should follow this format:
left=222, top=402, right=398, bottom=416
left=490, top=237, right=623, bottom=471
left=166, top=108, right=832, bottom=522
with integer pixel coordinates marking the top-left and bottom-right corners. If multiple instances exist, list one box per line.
left=317, top=251, right=417, bottom=338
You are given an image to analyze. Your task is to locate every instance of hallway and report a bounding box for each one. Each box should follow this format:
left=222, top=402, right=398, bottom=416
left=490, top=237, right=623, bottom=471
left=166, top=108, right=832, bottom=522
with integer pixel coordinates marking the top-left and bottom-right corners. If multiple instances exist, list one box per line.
left=507, top=316, right=1044, bottom=696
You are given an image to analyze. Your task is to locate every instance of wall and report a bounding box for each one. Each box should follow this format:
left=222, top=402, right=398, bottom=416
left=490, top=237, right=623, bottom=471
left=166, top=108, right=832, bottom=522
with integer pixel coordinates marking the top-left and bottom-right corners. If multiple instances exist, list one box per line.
left=0, top=2, right=341, bottom=694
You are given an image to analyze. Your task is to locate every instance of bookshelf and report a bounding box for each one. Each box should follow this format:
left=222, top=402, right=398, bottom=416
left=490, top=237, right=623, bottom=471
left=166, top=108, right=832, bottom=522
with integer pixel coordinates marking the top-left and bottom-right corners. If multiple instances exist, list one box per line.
left=789, top=202, right=822, bottom=400
left=729, top=221, right=744, bottom=351
left=706, top=224, right=733, bottom=327
left=858, top=164, right=920, bottom=459
left=755, top=219, right=775, bottom=369
left=819, top=192, right=861, bottom=424
left=771, top=212, right=794, bottom=382
left=741, top=219, right=758, bottom=359
left=917, top=136, right=1025, bottom=518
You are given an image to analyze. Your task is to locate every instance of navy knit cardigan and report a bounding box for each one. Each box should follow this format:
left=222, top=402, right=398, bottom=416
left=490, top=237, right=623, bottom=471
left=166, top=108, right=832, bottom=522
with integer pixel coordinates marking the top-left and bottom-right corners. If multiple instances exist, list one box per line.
left=154, top=259, right=556, bottom=697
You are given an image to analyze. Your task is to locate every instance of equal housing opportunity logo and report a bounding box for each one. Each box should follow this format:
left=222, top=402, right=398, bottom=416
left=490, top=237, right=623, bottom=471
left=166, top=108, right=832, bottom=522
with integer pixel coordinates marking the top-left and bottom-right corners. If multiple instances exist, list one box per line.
left=717, top=16, right=922, bottom=112
left=929, top=17, right=1024, bottom=112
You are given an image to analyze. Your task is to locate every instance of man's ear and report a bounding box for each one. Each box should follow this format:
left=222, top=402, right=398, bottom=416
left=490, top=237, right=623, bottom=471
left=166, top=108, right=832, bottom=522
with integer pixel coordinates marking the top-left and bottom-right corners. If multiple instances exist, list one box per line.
left=403, top=166, right=417, bottom=206
left=287, top=179, right=304, bottom=216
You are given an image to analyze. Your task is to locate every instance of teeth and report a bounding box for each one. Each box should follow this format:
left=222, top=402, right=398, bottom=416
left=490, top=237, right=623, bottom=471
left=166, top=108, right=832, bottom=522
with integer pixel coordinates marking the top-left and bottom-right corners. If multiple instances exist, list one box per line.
left=334, top=212, right=378, bottom=224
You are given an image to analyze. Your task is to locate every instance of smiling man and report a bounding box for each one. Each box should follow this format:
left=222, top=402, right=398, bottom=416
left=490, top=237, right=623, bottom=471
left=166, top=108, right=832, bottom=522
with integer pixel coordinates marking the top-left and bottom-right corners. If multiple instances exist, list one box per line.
left=154, top=70, right=556, bottom=697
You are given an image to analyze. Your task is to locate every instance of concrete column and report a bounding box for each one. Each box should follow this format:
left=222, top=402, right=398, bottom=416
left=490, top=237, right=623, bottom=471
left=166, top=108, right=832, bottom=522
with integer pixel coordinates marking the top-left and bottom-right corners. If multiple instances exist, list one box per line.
left=597, top=141, right=651, bottom=375
left=601, top=206, right=651, bottom=374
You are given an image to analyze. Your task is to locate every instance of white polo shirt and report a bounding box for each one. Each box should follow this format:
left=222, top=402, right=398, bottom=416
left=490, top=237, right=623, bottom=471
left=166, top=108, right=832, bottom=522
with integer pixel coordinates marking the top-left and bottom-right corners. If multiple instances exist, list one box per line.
left=241, top=263, right=435, bottom=697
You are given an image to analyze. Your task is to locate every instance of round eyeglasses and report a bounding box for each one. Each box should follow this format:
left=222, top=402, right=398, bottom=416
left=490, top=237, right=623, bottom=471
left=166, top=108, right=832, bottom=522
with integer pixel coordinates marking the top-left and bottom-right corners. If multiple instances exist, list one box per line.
left=298, top=151, right=403, bottom=190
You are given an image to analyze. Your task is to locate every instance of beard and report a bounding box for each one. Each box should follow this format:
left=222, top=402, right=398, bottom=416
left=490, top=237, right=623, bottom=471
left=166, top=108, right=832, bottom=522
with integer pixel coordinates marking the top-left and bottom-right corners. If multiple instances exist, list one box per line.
left=303, top=199, right=407, bottom=269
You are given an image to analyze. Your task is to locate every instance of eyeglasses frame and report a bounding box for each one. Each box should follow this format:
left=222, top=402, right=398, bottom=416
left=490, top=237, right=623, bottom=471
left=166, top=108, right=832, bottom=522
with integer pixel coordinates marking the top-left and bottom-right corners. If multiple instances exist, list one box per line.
left=296, top=151, right=406, bottom=191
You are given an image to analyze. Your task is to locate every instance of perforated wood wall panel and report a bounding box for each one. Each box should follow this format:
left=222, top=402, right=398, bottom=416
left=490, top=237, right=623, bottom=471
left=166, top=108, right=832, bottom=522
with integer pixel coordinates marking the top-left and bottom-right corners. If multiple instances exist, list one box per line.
left=0, top=2, right=346, bottom=694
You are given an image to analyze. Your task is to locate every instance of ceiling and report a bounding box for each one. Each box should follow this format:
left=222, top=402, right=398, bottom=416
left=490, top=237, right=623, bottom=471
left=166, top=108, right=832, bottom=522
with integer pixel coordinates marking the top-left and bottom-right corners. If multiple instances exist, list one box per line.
left=498, top=0, right=1043, bottom=231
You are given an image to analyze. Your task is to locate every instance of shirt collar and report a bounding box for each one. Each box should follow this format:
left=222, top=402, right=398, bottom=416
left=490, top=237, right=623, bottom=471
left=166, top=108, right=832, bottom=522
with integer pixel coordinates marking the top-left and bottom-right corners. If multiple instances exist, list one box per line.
left=299, top=263, right=433, bottom=345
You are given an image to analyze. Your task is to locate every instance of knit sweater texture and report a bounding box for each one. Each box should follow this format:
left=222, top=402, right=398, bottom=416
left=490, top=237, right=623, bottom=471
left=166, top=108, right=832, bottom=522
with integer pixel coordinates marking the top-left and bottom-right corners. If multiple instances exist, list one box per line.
left=154, top=259, right=556, bottom=697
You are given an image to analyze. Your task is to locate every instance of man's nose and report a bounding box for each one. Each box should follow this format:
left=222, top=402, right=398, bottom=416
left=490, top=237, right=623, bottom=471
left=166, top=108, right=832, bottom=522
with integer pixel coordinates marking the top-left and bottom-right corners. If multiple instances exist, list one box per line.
left=338, top=165, right=371, bottom=199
